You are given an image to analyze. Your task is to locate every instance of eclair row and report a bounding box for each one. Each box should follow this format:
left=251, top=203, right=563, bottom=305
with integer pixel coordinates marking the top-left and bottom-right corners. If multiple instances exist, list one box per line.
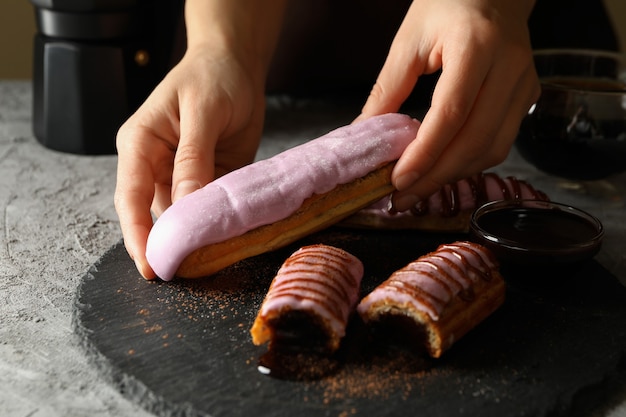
left=250, top=241, right=505, bottom=358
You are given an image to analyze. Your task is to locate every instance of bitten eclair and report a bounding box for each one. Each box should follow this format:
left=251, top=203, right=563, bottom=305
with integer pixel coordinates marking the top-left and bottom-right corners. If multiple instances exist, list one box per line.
left=251, top=244, right=364, bottom=353
left=357, top=241, right=505, bottom=358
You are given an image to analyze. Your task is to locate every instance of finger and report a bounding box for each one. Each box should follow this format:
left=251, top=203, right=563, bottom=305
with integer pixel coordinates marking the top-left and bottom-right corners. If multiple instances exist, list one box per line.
left=171, top=95, right=224, bottom=202
left=456, top=63, right=540, bottom=173
left=391, top=63, right=539, bottom=211
left=114, top=127, right=160, bottom=280
left=151, top=182, right=173, bottom=217
left=357, top=52, right=423, bottom=121
left=356, top=10, right=426, bottom=122
left=427, top=56, right=540, bottom=179
left=391, top=47, right=491, bottom=192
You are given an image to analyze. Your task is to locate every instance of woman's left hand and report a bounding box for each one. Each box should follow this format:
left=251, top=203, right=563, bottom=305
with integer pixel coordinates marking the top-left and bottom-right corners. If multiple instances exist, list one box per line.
left=358, top=0, right=540, bottom=211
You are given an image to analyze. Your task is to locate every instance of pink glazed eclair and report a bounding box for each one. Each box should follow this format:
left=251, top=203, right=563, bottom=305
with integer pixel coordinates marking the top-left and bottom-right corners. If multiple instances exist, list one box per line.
left=342, top=172, right=549, bottom=232
left=251, top=244, right=364, bottom=353
left=145, top=113, right=420, bottom=280
left=357, top=241, right=505, bottom=358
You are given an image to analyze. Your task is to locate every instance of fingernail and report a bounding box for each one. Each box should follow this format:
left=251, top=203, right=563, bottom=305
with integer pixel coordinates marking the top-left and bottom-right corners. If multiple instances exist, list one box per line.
left=393, top=194, right=420, bottom=212
left=136, top=258, right=156, bottom=280
left=173, top=180, right=201, bottom=202
left=394, top=171, right=419, bottom=192
left=135, top=258, right=147, bottom=278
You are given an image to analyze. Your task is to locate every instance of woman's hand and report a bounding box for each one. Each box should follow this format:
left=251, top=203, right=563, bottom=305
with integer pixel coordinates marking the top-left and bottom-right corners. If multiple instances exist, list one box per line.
left=114, top=0, right=287, bottom=279
left=358, top=0, right=540, bottom=211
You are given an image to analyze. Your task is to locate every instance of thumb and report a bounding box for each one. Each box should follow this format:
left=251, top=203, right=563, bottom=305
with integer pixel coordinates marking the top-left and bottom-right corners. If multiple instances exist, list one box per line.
left=357, top=47, right=423, bottom=122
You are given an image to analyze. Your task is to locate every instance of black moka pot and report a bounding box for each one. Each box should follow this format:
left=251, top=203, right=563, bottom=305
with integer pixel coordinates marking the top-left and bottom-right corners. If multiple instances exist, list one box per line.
left=30, top=0, right=183, bottom=154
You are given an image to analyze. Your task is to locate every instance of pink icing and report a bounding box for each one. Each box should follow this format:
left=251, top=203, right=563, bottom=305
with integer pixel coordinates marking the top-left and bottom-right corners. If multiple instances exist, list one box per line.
left=357, top=242, right=498, bottom=321
left=146, top=113, right=420, bottom=281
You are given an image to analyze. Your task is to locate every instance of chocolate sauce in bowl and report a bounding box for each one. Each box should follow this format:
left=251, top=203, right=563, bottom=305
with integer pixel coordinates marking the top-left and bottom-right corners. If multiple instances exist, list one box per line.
left=470, top=200, right=604, bottom=265
left=476, top=207, right=598, bottom=248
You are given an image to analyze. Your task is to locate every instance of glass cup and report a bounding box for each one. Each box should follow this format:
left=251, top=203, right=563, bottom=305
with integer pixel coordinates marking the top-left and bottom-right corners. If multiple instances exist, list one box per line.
left=516, top=49, right=626, bottom=180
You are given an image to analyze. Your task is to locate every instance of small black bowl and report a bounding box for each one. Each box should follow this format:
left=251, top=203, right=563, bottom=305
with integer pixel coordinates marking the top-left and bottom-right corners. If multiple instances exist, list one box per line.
left=469, top=200, right=604, bottom=266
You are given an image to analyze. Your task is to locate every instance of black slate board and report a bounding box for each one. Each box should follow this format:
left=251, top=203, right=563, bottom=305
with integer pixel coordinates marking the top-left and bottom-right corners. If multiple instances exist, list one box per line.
left=73, top=227, right=626, bottom=417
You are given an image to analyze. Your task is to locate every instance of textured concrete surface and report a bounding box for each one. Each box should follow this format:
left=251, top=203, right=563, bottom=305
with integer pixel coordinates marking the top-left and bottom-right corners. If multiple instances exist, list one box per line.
left=1, top=80, right=625, bottom=417
left=0, top=81, right=354, bottom=417
left=0, top=81, right=152, bottom=416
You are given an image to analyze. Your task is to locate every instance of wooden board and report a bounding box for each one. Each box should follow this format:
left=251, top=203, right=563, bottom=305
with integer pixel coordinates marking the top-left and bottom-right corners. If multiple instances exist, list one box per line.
left=74, top=228, right=626, bottom=417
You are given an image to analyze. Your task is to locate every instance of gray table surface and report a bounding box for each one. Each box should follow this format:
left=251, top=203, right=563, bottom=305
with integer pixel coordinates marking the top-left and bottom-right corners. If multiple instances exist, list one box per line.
left=1, top=80, right=625, bottom=417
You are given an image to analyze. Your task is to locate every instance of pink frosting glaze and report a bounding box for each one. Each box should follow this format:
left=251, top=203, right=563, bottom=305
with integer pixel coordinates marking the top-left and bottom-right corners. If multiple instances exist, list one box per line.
left=357, top=241, right=498, bottom=321
left=146, top=113, right=420, bottom=280
left=259, top=244, right=364, bottom=344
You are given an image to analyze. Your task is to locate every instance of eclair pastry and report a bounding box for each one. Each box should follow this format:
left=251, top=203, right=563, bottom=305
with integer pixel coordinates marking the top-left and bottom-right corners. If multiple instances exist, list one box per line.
left=357, top=241, right=505, bottom=358
left=342, top=172, right=548, bottom=232
left=250, top=244, right=364, bottom=353
left=146, top=113, right=420, bottom=280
